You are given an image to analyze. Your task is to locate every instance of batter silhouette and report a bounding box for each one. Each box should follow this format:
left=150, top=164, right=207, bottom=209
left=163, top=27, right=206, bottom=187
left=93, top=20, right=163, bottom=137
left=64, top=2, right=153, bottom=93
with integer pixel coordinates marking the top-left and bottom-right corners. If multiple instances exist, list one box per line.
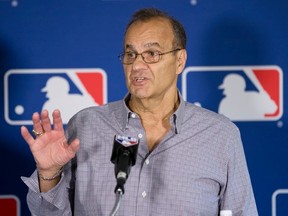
left=218, top=73, right=277, bottom=120
left=41, top=76, right=97, bottom=124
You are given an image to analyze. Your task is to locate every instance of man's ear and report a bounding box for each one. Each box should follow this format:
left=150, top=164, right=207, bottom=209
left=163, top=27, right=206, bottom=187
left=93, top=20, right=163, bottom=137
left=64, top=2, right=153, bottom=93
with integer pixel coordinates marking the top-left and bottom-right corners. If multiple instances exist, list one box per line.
left=176, top=49, right=187, bottom=75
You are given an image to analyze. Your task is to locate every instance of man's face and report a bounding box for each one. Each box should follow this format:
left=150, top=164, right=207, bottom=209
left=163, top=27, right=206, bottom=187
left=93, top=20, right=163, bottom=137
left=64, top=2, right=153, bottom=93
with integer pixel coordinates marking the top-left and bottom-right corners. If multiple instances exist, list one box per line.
left=123, top=18, right=186, bottom=101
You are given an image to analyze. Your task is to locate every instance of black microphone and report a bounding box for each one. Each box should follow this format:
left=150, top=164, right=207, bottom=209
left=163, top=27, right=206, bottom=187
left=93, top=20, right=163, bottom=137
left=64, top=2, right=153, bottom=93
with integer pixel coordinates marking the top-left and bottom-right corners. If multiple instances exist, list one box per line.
left=110, top=135, right=139, bottom=194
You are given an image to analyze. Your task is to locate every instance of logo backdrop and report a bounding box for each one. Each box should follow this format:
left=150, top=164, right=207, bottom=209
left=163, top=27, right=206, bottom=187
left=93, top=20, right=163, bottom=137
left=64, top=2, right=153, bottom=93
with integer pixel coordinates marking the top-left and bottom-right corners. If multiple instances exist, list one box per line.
left=182, top=66, right=283, bottom=121
left=4, top=69, right=107, bottom=125
left=0, top=1, right=287, bottom=215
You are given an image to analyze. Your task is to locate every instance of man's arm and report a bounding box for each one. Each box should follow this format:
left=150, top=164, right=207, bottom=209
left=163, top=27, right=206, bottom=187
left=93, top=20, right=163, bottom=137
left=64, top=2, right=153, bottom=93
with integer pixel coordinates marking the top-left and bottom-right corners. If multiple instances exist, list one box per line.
left=22, top=166, right=73, bottom=216
left=220, top=127, right=258, bottom=215
left=21, top=109, right=79, bottom=215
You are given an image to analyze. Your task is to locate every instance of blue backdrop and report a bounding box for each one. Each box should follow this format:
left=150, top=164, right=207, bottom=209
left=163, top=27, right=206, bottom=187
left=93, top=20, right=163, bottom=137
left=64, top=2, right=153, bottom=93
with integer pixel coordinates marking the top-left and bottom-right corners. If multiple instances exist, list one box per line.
left=0, top=0, right=287, bottom=215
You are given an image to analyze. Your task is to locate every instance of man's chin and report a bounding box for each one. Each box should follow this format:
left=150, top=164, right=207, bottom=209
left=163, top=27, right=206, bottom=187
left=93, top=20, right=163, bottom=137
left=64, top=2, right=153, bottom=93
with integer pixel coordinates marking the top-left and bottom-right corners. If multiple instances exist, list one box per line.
left=130, top=90, right=150, bottom=100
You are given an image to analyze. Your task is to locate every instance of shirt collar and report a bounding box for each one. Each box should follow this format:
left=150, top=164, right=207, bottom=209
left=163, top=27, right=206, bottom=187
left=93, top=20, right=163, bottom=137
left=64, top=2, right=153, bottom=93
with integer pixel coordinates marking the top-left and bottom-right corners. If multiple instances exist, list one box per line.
left=173, top=91, right=185, bottom=134
left=114, top=91, right=186, bottom=134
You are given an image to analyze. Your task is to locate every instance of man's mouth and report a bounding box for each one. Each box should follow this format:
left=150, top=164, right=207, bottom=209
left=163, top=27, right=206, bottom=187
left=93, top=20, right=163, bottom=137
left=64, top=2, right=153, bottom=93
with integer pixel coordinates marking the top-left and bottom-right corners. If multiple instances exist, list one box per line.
left=135, top=77, right=145, bottom=82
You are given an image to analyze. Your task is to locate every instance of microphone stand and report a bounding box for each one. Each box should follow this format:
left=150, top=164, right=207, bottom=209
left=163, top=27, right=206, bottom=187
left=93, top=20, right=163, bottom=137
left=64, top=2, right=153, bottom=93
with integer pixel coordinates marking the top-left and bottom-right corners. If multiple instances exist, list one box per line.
left=109, top=188, right=123, bottom=216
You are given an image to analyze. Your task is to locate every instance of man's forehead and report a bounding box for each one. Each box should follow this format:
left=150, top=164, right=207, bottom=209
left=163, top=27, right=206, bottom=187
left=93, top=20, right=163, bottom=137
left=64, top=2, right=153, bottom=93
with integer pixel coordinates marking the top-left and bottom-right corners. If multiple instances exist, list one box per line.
left=124, top=21, right=174, bottom=49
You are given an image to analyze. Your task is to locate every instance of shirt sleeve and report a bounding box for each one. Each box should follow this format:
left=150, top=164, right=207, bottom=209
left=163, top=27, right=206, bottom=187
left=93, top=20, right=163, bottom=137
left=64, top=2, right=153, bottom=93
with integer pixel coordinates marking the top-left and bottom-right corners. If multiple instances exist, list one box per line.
left=220, top=127, right=259, bottom=216
left=21, top=168, right=73, bottom=216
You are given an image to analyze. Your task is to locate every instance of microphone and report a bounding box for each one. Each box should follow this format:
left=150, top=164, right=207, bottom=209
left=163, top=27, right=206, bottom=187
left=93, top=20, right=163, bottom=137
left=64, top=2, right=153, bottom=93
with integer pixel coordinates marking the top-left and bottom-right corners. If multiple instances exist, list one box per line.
left=110, top=135, right=139, bottom=194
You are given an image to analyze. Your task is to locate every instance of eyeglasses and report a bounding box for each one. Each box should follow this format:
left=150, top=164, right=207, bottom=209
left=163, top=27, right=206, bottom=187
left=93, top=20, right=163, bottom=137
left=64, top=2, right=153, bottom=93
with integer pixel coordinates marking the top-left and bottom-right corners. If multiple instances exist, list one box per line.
left=118, top=48, right=182, bottom=65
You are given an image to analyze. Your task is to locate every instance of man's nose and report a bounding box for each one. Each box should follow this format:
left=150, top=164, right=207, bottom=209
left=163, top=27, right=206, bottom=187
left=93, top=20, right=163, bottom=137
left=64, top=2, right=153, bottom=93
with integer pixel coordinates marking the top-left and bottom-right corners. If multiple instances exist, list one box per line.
left=132, top=54, right=148, bottom=70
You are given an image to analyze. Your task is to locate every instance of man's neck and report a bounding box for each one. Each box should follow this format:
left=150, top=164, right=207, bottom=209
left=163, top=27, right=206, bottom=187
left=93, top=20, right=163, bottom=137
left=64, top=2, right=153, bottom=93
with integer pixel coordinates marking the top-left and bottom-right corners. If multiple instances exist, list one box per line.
left=128, top=92, right=179, bottom=123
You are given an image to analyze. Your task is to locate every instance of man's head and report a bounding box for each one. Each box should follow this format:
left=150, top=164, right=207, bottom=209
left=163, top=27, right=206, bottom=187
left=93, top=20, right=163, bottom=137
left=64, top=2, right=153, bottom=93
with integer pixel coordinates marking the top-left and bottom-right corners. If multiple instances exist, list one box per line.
left=121, top=8, right=187, bottom=101
left=124, top=8, right=186, bottom=50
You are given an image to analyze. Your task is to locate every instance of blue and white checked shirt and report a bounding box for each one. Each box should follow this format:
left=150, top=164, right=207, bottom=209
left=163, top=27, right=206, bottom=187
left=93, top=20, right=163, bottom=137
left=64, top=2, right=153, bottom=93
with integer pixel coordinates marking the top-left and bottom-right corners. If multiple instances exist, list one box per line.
left=22, top=94, right=258, bottom=216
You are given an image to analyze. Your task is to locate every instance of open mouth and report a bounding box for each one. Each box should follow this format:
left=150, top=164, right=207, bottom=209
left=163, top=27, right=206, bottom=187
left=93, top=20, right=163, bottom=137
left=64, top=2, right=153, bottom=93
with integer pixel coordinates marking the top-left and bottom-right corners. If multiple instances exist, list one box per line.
left=135, top=77, right=145, bottom=82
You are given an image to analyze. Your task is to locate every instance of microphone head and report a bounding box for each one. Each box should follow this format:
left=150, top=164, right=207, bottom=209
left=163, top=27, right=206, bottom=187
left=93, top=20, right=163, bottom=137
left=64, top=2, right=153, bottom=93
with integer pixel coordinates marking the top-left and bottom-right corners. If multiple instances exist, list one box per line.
left=110, top=135, right=139, bottom=193
left=110, top=135, right=139, bottom=166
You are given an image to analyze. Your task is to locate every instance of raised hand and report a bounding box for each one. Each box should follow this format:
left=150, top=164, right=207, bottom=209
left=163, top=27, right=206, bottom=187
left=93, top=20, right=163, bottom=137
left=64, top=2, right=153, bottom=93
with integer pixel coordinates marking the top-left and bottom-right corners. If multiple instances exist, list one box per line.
left=21, top=109, right=80, bottom=176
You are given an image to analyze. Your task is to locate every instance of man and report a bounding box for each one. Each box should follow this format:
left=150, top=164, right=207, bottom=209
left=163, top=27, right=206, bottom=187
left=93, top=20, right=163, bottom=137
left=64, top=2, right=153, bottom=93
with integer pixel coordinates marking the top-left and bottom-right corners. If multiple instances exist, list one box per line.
left=21, top=8, right=258, bottom=215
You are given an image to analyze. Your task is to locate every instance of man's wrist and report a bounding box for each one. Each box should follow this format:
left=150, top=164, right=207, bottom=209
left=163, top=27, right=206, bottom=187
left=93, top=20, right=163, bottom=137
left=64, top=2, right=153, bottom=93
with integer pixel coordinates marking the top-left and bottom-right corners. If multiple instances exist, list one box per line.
left=38, top=167, right=63, bottom=181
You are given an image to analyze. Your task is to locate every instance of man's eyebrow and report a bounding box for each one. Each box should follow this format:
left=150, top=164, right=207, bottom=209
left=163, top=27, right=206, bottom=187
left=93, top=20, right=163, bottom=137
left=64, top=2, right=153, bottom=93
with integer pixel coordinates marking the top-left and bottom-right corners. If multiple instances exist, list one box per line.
left=125, top=44, right=135, bottom=50
left=125, top=42, right=161, bottom=50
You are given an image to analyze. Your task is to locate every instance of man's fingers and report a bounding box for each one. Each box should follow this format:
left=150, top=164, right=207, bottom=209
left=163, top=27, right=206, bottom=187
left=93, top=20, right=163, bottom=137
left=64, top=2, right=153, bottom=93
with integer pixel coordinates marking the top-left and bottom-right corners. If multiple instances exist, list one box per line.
left=32, top=112, right=43, bottom=133
left=53, top=110, right=64, bottom=132
left=20, top=126, right=34, bottom=146
left=41, top=110, right=52, bottom=132
left=67, top=138, right=80, bottom=156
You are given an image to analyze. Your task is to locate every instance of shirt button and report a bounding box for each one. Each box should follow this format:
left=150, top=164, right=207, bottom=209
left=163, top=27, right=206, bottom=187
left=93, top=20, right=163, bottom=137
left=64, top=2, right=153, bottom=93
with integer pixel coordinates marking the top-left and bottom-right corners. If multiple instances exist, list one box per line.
left=138, top=133, right=143, bottom=139
left=131, top=113, right=136, bottom=118
left=145, top=159, right=149, bottom=165
left=142, top=191, right=147, bottom=198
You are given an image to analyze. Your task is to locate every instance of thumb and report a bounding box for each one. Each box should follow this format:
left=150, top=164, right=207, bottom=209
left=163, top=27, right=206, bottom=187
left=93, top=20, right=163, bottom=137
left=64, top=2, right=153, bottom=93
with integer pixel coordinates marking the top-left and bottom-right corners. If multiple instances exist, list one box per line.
left=67, top=138, right=80, bottom=156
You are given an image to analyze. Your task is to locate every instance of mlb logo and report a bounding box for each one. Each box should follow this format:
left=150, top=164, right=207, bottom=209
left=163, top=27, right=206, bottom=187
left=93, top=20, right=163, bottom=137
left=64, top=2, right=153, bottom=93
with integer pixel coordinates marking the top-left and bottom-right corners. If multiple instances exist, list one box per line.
left=0, top=195, right=20, bottom=216
left=4, top=68, right=107, bottom=125
left=181, top=66, right=283, bottom=121
left=272, top=189, right=288, bottom=216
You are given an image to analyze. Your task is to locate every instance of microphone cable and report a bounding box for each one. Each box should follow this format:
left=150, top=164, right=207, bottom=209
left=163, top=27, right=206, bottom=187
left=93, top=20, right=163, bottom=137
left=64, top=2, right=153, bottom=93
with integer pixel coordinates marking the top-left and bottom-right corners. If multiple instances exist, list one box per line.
left=109, top=188, right=123, bottom=216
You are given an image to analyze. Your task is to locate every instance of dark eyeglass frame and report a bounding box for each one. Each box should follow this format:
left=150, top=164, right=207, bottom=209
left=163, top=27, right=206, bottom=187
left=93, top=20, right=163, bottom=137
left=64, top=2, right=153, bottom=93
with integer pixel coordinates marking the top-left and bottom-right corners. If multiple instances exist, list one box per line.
left=118, top=48, right=182, bottom=65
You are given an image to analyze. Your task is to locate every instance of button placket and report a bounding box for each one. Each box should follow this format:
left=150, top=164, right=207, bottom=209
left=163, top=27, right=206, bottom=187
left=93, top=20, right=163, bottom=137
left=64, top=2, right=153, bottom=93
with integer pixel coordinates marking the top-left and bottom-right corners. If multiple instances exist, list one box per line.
left=145, top=159, right=149, bottom=165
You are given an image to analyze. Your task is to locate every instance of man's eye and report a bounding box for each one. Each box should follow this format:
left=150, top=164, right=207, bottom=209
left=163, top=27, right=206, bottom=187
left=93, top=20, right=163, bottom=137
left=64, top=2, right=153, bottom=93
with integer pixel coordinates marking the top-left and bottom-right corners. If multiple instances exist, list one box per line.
left=146, top=51, right=160, bottom=57
left=126, top=52, right=136, bottom=58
